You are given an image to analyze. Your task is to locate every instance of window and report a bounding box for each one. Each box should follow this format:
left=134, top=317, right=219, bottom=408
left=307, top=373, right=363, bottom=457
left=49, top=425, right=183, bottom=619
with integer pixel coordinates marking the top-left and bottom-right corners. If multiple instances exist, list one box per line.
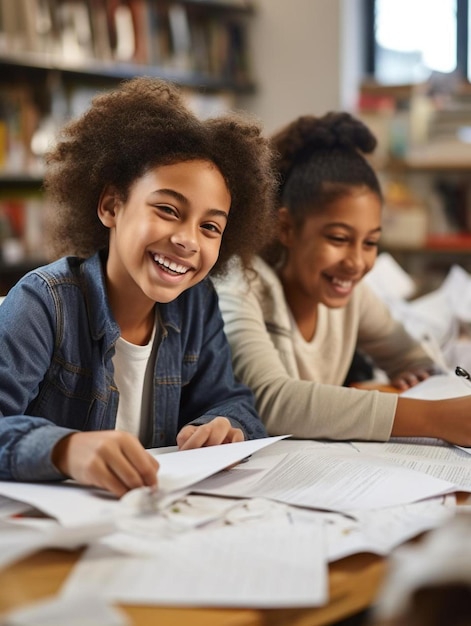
left=365, top=0, right=469, bottom=84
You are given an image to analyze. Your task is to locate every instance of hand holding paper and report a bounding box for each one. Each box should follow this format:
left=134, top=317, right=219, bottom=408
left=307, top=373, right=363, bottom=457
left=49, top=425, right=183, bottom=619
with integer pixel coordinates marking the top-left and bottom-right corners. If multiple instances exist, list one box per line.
left=51, top=430, right=160, bottom=498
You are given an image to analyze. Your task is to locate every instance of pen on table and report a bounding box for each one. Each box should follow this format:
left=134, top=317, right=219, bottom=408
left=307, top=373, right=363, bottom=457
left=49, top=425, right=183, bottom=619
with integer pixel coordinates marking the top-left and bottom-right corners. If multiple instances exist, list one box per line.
left=455, top=366, right=471, bottom=387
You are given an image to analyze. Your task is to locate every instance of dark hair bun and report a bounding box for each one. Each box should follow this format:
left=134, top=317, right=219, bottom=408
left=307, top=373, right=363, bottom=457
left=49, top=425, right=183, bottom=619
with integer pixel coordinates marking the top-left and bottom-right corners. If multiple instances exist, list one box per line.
left=271, top=112, right=377, bottom=181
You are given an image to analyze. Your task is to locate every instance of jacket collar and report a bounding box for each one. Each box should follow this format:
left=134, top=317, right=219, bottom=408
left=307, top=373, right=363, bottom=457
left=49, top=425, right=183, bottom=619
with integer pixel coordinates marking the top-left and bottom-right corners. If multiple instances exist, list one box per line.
left=81, top=250, right=206, bottom=341
left=81, top=251, right=120, bottom=346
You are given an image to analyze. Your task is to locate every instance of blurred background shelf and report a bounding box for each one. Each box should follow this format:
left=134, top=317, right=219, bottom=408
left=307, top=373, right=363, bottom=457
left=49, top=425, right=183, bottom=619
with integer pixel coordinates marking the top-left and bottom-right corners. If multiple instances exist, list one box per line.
left=0, top=0, right=258, bottom=294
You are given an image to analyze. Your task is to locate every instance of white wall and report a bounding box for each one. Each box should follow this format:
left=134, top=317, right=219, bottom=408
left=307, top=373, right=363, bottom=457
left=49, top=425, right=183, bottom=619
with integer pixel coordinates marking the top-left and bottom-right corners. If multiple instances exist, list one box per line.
left=239, top=0, right=364, bottom=134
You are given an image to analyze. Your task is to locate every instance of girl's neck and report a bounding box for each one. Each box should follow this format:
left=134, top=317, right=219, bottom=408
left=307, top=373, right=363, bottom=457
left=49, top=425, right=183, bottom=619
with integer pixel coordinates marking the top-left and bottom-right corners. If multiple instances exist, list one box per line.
left=107, top=285, right=156, bottom=346
left=119, top=311, right=156, bottom=346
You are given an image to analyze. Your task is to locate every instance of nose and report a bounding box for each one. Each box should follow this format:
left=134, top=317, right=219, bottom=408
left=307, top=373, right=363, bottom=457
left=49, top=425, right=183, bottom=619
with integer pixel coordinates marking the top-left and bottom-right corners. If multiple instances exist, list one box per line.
left=343, top=245, right=367, bottom=274
left=170, top=227, right=199, bottom=255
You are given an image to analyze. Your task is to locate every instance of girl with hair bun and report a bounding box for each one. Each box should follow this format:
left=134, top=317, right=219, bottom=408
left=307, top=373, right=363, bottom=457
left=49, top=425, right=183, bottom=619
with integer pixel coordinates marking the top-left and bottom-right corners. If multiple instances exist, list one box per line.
left=215, top=112, right=471, bottom=445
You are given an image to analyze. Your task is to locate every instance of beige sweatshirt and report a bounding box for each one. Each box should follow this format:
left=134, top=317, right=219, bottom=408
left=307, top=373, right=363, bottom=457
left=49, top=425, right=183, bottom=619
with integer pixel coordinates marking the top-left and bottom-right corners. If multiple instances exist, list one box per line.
left=214, top=257, right=434, bottom=441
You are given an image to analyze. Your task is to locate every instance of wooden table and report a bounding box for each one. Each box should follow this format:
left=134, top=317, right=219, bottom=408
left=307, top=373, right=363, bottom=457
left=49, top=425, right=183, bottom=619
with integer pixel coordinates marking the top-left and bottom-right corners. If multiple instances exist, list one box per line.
left=0, top=384, right=436, bottom=625
left=0, top=548, right=387, bottom=626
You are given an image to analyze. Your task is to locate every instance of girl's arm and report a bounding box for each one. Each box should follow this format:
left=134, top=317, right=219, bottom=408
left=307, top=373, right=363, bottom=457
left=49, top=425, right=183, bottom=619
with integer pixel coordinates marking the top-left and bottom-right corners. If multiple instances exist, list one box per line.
left=216, top=272, right=397, bottom=441
left=393, top=395, right=471, bottom=446
left=0, top=275, right=74, bottom=481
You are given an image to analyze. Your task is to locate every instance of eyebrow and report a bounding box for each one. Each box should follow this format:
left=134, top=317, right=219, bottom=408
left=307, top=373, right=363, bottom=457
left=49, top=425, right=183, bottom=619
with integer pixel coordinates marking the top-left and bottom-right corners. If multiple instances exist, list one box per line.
left=153, top=188, right=229, bottom=220
left=326, top=222, right=382, bottom=234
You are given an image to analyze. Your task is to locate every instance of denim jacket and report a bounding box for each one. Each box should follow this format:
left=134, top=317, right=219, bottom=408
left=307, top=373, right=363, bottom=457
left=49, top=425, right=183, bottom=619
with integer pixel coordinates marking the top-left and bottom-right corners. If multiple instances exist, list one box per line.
left=0, top=252, right=266, bottom=482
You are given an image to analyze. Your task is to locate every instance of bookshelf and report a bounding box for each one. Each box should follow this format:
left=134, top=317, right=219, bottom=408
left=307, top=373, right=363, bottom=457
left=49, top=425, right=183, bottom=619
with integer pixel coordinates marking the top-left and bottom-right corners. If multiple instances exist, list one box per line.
left=0, top=0, right=257, bottom=294
left=357, top=80, right=471, bottom=295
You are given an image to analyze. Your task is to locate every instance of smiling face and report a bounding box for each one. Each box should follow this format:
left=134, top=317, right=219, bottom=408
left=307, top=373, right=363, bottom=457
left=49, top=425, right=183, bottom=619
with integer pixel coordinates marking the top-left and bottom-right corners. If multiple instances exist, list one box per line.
left=99, top=159, right=231, bottom=312
left=279, top=187, right=382, bottom=315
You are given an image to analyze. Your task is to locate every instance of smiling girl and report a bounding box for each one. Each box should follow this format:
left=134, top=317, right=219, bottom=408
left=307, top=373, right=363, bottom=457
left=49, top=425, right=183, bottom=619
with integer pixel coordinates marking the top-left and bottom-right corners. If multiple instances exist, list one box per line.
left=215, top=112, right=471, bottom=446
left=0, top=78, right=276, bottom=496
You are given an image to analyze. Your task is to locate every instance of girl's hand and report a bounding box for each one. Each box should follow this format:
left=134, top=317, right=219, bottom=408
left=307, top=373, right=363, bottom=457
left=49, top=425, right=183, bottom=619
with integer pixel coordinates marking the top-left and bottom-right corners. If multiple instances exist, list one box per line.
left=390, top=368, right=433, bottom=391
left=51, top=430, right=159, bottom=498
left=177, top=416, right=245, bottom=450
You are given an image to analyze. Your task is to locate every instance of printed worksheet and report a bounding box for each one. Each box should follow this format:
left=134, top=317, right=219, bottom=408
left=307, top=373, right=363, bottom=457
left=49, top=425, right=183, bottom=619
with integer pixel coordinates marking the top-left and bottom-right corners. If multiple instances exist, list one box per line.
left=350, top=440, right=471, bottom=490
left=193, top=446, right=456, bottom=513
left=62, top=512, right=327, bottom=608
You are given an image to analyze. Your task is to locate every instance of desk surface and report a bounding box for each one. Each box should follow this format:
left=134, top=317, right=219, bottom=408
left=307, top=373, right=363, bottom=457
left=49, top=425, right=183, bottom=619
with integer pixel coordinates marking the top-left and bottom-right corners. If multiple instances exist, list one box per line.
left=0, top=384, right=434, bottom=625
left=0, top=548, right=387, bottom=626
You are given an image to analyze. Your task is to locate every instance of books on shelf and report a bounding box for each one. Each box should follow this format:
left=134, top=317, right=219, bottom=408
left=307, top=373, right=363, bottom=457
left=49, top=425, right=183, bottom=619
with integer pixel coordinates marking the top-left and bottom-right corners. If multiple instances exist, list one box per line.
left=0, top=84, right=42, bottom=175
left=0, top=195, right=44, bottom=265
left=0, top=0, right=254, bottom=84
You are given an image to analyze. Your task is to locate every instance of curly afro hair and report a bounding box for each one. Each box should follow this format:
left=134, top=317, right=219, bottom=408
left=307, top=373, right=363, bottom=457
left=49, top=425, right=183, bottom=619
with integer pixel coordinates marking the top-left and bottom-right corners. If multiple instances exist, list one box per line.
left=44, top=77, right=277, bottom=277
left=262, top=112, right=382, bottom=266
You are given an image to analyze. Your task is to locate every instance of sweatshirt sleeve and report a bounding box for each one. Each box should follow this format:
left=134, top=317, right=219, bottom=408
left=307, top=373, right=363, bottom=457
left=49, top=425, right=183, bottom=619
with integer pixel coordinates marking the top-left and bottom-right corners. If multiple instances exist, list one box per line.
left=215, top=271, right=398, bottom=442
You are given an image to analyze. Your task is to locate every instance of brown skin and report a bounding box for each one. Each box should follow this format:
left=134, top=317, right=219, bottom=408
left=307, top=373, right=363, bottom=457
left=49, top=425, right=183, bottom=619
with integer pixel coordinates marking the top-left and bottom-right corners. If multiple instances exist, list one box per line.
left=177, top=417, right=245, bottom=450
left=51, top=431, right=159, bottom=498
left=392, top=396, right=471, bottom=446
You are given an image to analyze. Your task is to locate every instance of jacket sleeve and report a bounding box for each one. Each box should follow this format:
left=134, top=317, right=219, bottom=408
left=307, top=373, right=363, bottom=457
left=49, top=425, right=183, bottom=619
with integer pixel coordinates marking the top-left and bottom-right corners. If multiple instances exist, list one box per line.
left=0, top=276, right=75, bottom=481
left=178, top=281, right=267, bottom=440
left=215, top=272, right=397, bottom=442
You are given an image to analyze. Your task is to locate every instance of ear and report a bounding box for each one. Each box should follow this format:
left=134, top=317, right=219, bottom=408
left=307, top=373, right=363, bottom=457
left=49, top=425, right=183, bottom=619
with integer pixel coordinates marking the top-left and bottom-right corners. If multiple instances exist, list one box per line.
left=277, top=207, right=296, bottom=247
left=97, top=186, right=120, bottom=228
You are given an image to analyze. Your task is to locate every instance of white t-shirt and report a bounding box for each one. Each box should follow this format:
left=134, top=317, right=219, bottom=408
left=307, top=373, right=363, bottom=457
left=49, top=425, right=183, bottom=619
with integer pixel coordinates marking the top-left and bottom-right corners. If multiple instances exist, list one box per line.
left=113, top=321, right=157, bottom=445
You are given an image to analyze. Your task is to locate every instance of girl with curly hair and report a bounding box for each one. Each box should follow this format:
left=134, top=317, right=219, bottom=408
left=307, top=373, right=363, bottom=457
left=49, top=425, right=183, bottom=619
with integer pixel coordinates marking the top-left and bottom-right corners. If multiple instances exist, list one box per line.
left=215, top=112, right=471, bottom=446
left=0, top=77, right=277, bottom=497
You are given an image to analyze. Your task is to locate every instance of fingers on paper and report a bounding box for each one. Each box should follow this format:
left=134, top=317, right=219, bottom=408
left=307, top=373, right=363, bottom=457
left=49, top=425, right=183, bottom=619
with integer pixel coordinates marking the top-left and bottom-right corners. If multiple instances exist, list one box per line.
left=177, top=417, right=244, bottom=450
left=54, top=430, right=159, bottom=498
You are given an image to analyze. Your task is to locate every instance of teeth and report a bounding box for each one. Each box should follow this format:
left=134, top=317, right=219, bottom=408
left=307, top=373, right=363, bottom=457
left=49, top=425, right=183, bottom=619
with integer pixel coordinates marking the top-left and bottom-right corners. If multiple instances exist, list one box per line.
left=332, top=277, right=352, bottom=288
left=153, top=254, right=189, bottom=275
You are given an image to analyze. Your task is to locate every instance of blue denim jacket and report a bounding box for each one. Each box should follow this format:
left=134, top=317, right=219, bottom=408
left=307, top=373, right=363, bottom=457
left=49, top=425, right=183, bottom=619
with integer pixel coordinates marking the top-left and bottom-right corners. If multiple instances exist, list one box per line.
left=0, top=252, right=266, bottom=482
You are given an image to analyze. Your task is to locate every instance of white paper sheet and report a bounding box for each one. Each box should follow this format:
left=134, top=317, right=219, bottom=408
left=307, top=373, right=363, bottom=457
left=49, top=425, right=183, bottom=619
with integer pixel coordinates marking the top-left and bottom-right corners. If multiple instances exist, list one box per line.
left=321, top=497, right=454, bottom=561
left=365, top=252, right=417, bottom=300
left=365, top=259, right=471, bottom=369
left=193, top=445, right=456, bottom=513
left=0, top=495, right=33, bottom=519
left=0, top=519, right=115, bottom=572
left=0, top=436, right=287, bottom=525
left=0, top=526, right=47, bottom=571
left=150, top=435, right=288, bottom=493
left=400, top=373, right=471, bottom=400
left=0, top=482, right=121, bottom=527
left=61, top=512, right=327, bottom=608
left=350, top=440, right=471, bottom=491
